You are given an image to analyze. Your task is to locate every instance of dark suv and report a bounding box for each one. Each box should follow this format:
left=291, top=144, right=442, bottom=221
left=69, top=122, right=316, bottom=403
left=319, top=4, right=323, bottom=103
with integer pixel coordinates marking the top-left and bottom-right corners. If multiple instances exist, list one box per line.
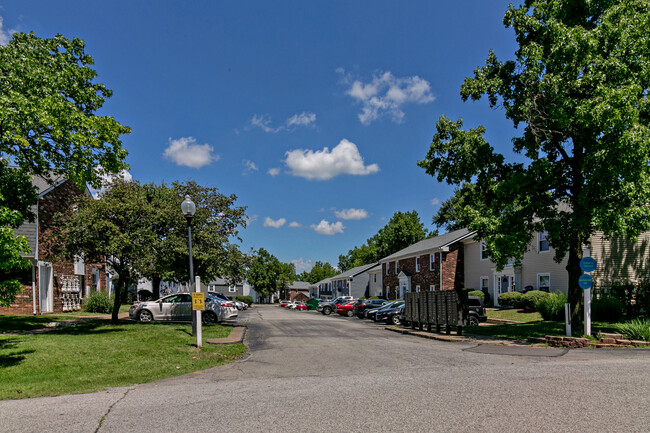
left=468, top=296, right=487, bottom=326
left=317, top=297, right=353, bottom=315
left=353, top=298, right=388, bottom=318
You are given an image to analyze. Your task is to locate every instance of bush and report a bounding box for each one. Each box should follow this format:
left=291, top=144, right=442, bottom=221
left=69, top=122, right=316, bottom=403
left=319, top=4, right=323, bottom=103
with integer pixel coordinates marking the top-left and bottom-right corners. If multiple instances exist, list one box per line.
left=467, top=290, right=485, bottom=302
left=537, top=292, right=568, bottom=321
left=614, top=318, right=650, bottom=341
left=521, top=291, right=551, bottom=313
left=497, top=291, right=523, bottom=308
left=235, top=296, right=254, bottom=306
left=83, top=291, right=113, bottom=314
left=592, top=296, right=624, bottom=322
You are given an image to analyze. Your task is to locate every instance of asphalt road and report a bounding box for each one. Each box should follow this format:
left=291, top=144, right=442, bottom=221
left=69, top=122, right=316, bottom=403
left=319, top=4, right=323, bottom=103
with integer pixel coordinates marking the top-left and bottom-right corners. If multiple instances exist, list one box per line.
left=2, top=305, right=649, bottom=433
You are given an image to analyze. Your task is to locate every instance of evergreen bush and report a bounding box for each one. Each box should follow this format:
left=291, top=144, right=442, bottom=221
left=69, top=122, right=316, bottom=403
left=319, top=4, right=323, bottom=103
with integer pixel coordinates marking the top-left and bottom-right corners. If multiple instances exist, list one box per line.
left=467, top=290, right=485, bottom=302
left=235, top=296, right=254, bottom=306
left=592, top=296, right=624, bottom=322
left=537, top=292, right=567, bottom=321
left=521, top=291, right=551, bottom=313
left=83, top=291, right=113, bottom=314
left=497, top=291, right=523, bottom=308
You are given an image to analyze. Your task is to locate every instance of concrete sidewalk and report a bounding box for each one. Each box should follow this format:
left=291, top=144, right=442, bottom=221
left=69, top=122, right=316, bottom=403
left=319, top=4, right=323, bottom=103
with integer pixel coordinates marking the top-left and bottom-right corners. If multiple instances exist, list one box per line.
left=206, top=326, right=246, bottom=344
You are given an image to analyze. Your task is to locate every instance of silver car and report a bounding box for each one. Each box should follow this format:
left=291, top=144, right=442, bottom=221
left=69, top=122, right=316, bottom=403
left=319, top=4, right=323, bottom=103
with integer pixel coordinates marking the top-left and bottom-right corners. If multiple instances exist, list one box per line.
left=129, top=293, right=237, bottom=323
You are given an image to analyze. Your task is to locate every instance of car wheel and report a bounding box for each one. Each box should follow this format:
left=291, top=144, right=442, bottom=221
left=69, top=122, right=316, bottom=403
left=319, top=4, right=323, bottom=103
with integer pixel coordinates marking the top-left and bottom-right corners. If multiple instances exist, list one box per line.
left=391, top=315, right=401, bottom=326
left=323, top=306, right=332, bottom=315
left=202, top=311, right=217, bottom=324
left=346, top=310, right=353, bottom=317
left=468, top=315, right=479, bottom=327
left=138, top=310, right=153, bottom=322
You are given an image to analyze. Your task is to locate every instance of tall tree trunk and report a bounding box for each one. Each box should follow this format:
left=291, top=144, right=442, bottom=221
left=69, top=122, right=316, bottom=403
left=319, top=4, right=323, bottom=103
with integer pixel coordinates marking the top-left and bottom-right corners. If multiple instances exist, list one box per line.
left=111, top=278, right=124, bottom=325
left=566, top=233, right=583, bottom=332
left=152, top=274, right=161, bottom=300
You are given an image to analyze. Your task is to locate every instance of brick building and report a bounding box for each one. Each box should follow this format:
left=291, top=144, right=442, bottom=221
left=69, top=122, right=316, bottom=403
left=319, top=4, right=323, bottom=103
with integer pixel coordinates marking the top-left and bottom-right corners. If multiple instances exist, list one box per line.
left=1, top=175, right=106, bottom=315
left=379, top=228, right=472, bottom=300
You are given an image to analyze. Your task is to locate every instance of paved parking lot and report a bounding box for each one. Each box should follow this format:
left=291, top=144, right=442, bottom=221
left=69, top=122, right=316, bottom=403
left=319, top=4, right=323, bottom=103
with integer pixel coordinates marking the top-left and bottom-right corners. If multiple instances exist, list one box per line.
left=1, top=304, right=649, bottom=432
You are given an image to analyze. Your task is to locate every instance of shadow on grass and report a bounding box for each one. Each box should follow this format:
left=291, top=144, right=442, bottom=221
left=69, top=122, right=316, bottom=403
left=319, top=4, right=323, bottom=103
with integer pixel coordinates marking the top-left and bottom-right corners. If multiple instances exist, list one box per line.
left=0, top=337, right=35, bottom=368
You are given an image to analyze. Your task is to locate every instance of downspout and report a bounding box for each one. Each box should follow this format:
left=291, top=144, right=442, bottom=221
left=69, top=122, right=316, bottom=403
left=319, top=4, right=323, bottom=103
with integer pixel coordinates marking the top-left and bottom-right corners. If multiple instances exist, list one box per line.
left=439, top=252, right=443, bottom=290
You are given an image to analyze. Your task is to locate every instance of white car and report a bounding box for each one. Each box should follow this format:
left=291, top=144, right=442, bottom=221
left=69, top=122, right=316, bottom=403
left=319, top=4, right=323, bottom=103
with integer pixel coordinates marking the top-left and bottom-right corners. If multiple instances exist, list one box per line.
left=129, top=293, right=237, bottom=323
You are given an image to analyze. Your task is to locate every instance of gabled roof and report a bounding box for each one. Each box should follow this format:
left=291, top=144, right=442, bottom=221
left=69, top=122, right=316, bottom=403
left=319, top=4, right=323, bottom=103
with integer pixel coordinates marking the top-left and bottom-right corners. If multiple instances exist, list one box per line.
left=289, top=281, right=311, bottom=290
left=381, top=228, right=475, bottom=262
left=331, top=263, right=378, bottom=280
left=366, top=264, right=382, bottom=273
left=315, top=277, right=332, bottom=286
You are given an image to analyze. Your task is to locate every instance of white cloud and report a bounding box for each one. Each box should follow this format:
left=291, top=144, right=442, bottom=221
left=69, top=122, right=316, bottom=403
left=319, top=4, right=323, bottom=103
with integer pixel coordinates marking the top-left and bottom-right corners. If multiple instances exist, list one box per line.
left=264, top=217, right=286, bottom=228
left=289, top=221, right=302, bottom=228
left=268, top=167, right=280, bottom=177
left=285, top=139, right=379, bottom=180
left=0, top=17, right=13, bottom=46
left=292, top=257, right=313, bottom=272
left=163, top=137, right=218, bottom=169
left=250, top=112, right=316, bottom=133
left=246, top=214, right=259, bottom=224
left=286, top=112, right=316, bottom=128
left=339, top=69, right=434, bottom=125
left=431, top=198, right=440, bottom=205
left=243, top=160, right=258, bottom=175
left=335, top=208, right=369, bottom=220
left=311, top=220, right=345, bottom=235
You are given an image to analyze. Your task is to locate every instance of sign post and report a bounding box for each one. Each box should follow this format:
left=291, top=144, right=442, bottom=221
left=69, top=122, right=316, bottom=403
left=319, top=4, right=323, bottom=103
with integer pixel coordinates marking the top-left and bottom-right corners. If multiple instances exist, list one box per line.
left=191, top=276, right=204, bottom=348
left=579, top=257, right=597, bottom=337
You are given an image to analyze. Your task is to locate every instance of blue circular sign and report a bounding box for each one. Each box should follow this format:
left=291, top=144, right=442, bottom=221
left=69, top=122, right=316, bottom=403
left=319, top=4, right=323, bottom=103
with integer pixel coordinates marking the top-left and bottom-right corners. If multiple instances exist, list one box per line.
left=578, top=274, right=593, bottom=289
left=580, top=257, right=597, bottom=273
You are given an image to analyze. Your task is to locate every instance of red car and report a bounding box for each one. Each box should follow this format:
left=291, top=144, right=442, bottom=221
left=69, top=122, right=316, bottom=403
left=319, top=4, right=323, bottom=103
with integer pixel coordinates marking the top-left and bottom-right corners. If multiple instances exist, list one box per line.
left=295, top=303, right=307, bottom=311
left=280, top=300, right=290, bottom=307
left=336, top=301, right=356, bottom=317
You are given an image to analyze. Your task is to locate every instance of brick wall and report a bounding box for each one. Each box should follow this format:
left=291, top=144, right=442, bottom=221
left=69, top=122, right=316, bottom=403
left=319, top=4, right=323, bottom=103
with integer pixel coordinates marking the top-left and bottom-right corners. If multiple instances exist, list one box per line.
left=381, top=243, right=464, bottom=299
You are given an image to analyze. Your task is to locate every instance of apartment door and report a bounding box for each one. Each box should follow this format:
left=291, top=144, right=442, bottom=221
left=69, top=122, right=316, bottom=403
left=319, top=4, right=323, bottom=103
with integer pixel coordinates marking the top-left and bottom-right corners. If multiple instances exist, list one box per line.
left=39, top=262, right=53, bottom=313
left=494, top=274, right=514, bottom=307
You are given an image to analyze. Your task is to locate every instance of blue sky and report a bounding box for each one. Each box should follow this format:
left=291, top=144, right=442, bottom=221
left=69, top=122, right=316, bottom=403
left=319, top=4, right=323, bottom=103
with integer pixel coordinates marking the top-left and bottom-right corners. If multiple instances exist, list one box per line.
left=2, top=1, right=520, bottom=272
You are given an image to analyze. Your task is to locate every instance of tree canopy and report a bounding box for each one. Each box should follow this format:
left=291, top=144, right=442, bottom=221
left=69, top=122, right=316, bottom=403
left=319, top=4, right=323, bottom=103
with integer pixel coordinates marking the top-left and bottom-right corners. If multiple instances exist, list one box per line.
left=0, top=32, right=130, bottom=306
left=338, top=210, right=431, bottom=271
left=246, top=248, right=295, bottom=301
left=61, top=180, right=249, bottom=322
left=298, top=261, right=339, bottom=284
left=418, top=0, right=650, bottom=325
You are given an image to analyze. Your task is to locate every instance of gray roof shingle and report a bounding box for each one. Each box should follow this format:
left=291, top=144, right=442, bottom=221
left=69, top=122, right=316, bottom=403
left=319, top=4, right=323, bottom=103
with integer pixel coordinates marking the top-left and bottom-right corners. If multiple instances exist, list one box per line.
left=381, top=228, right=475, bottom=262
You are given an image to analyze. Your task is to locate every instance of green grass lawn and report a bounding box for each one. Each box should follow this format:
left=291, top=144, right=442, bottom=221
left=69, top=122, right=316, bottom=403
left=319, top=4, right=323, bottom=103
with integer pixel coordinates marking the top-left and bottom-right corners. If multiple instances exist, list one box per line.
left=466, top=319, right=620, bottom=340
left=0, top=320, right=246, bottom=400
left=486, top=309, right=543, bottom=322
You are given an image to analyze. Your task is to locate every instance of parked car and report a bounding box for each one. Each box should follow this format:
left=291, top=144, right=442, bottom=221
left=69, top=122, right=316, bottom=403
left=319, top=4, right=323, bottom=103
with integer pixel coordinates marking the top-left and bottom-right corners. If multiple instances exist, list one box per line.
left=353, top=298, right=388, bottom=318
left=280, top=300, right=290, bottom=307
left=129, top=293, right=237, bottom=323
left=335, top=300, right=357, bottom=317
left=295, top=303, right=307, bottom=311
left=317, top=297, right=353, bottom=315
left=286, top=301, right=298, bottom=309
left=378, top=304, right=404, bottom=325
left=367, top=301, right=404, bottom=321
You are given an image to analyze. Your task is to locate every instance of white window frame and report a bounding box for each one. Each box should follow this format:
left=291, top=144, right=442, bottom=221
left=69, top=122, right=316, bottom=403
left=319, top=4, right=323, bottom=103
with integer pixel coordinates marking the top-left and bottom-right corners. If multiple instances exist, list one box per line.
left=537, top=273, right=550, bottom=291
left=373, top=274, right=376, bottom=283
left=415, top=285, right=421, bottom=292
left=385, top=263, right=389, bottom=275
left=429, top=285, right=435, bottom=291
left=538, top=231, right=550, bottom=253
left=228, top=285, right=237, bottom=293
left=394, top=261, right=398, bottom=274
left=416, top=257, right=421, bottom=273
left=480, top=242, right=489, bottom=261
left=430, top=254, right=435, bottom=271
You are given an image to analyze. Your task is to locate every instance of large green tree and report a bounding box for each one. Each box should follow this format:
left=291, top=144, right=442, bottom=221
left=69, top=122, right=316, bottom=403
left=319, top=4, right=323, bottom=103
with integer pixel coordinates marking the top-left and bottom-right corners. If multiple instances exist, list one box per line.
left=418, top=0, right=650, bottom=326
left=338, top=211, right=431, bottom=271
left=246, top=249, right=295, bottom=301
left=298, top=261, right=338, bottom=284
left=0, top=32, right=130, bottom=306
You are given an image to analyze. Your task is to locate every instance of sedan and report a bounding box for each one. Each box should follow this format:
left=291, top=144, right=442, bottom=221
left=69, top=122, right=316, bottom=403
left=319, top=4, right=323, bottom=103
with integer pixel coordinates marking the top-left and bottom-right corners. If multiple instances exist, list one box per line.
left=335, top=301, right=356, bottom=317
left=295, top=303, right=307, bottom=311
left=366, top=301, right=404, bottom=321
left=129, top=293, right=237, bottom=323
left=375, top=304, right=404, bottom=325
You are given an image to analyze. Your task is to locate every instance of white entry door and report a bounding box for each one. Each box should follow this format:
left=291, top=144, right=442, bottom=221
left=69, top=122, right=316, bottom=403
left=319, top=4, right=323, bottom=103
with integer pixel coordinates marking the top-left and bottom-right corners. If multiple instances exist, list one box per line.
left=494, top=274, right=514, bottom=307
left=39, top=263, right=53, bottom=313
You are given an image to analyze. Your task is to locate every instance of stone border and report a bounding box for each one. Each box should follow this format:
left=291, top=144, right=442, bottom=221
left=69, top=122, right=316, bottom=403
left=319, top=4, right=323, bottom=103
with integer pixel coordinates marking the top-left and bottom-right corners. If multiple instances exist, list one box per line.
left=529, top=334, right=650, bottom=349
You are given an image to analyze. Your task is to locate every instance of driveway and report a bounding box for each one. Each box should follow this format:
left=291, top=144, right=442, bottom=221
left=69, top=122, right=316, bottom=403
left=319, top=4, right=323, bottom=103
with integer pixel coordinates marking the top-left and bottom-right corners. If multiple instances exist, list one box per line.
left=1, top=305, right=649, bottom=432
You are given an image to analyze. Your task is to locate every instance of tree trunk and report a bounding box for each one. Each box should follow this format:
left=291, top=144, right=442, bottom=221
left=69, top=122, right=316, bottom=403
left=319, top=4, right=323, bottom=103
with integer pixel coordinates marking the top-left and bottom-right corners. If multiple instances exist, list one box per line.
left=152, top=275, right=161, bottom=300
left=111, top=279, right=124, bottom=325
left=566, top=233, right=583, bottom=332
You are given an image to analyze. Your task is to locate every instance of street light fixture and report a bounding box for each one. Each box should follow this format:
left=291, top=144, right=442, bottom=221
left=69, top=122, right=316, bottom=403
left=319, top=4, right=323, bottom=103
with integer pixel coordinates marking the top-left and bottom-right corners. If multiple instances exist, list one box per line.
left=181, top=195, right=197, bottom=335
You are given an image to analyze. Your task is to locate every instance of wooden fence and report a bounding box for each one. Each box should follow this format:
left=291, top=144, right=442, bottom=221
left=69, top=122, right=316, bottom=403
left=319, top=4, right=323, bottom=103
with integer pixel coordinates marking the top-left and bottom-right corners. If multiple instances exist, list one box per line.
left=404, top=290, right=470, bottom=335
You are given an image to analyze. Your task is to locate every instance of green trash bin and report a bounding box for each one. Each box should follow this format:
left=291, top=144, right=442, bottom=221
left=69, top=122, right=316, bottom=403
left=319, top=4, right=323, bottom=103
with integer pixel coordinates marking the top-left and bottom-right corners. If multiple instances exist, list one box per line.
left=306, top=298, right=321, bottom=311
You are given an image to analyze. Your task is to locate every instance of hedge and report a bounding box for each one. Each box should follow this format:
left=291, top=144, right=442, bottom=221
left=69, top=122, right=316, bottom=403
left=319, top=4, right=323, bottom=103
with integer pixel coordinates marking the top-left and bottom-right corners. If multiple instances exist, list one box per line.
left=497, top=291, right=523, bottom=308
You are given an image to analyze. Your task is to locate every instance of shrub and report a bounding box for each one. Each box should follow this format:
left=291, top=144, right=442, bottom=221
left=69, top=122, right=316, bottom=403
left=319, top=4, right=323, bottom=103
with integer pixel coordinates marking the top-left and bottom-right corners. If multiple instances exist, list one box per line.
left=614, top=318, right=650, bottom=341
left=467, top=290, right=485, bottom=302
left=235, top=296, right=254, bottom=306
left=83, top=291, right=113, bottom=314
left=537, top=292, right=568, bottom=321
left=592, top=296, right=624, bottom=322
left=521, top=291, right=551, bottom=313
left=497, top=291, right=523, bottom=308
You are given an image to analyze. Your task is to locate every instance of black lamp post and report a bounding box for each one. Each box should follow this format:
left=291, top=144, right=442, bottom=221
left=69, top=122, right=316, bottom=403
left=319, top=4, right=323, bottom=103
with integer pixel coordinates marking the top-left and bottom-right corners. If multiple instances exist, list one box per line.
left=181, top=195, right=196, bottom=334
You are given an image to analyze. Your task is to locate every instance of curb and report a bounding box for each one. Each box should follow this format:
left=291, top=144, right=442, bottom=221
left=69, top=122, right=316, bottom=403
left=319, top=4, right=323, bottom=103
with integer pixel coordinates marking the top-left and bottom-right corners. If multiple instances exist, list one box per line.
left=385, top=325, right=530, bottom=346
left=206, top=326, right=247, bottom=345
